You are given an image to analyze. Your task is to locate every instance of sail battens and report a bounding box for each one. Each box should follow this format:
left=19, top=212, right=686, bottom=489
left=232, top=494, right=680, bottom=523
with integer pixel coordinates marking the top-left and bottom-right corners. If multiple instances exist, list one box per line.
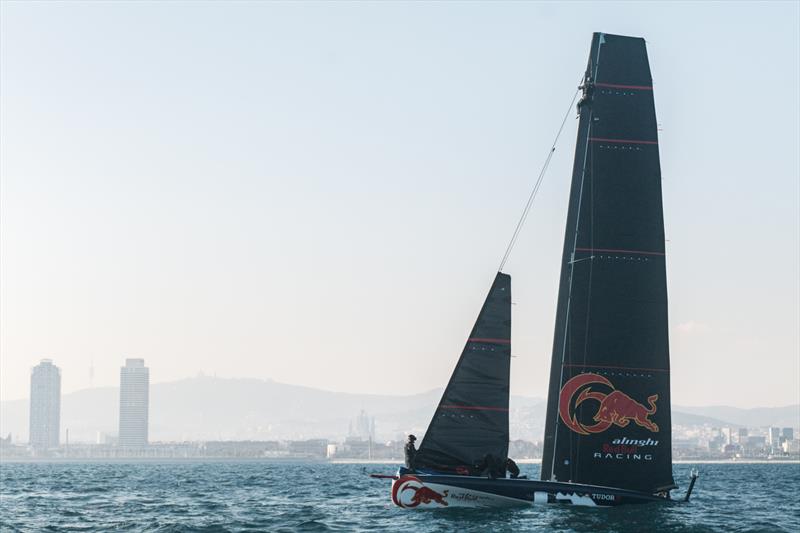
left=440, top=405, right=510, bottom=412
left=562, top=364, right=669, bottom=373
left=589, top=137, right=658, bottom=145
left=467, top=337, right=511, bottom=344
left=594, top=82, right=653, bottom=90
left=574, top=247, right=665, bottom=256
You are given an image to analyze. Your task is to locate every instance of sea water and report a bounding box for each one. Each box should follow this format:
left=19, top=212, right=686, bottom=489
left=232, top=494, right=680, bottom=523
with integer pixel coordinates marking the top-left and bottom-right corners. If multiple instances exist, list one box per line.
left=1, top=461, right=798, bottom=532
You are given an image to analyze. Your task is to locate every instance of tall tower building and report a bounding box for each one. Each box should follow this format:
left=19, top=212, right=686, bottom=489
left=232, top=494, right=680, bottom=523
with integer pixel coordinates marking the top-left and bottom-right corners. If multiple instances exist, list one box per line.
left=768, top=427, right=782, bottom=446
left=29, top=359, right=61, bottom=449
left=119, top=358, right=149, bottom=447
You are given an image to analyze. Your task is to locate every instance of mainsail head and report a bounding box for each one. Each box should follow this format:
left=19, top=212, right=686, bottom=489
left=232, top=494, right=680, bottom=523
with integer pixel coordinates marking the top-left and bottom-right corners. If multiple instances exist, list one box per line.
left=540, top=33, right=676, bottom=493
left=414, top=272, right=512, bottom=473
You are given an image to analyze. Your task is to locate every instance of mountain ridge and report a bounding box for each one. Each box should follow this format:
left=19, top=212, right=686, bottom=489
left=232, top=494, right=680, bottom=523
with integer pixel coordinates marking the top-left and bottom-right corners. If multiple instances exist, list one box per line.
left=2, top=376, right=796, bottom=443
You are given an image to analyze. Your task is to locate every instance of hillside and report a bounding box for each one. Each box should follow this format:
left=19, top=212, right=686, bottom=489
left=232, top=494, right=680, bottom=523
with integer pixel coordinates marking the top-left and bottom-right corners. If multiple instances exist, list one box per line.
left=2, top=377, right=795, bottom=443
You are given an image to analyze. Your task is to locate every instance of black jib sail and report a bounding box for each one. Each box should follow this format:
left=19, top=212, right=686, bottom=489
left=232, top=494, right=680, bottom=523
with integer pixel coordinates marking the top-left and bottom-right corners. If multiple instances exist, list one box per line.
left=540, top=33, right=676, bottom=493
left=414, top=272, right=512, bottom=473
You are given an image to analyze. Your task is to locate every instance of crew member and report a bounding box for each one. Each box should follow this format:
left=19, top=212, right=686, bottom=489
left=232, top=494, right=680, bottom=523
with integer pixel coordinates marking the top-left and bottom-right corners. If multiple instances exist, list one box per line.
left=505, top=458, right=521, bottom=479
left=474, top=453, right=504, bottom=479
left=577, top=74, right=595, bottom=110
left=404, top=434, right=417, bottom=469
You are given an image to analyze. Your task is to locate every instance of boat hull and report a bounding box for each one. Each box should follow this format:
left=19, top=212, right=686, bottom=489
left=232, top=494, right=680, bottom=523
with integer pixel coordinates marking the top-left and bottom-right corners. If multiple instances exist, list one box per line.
left=390, top=471, right=667, bottom=508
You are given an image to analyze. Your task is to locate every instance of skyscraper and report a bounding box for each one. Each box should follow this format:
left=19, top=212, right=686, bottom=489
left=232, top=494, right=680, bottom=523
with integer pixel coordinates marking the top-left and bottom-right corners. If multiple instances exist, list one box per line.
left=769, top=427, right=782, bottom=446
left=119, top=358, right=149, bottom=447
left=29, top=359, right=61, bottom=449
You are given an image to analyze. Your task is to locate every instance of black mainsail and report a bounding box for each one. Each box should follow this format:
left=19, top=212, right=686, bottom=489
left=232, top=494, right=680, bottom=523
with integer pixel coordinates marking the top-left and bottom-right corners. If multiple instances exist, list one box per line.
left=540, top=33, right=676, bottom=493
left=414, top=272, right=512, bottom=473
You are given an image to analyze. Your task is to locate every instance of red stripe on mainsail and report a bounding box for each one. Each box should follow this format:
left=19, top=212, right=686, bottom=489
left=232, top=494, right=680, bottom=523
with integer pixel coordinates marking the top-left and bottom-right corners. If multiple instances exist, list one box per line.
left=440, top=405, right=509, bottom=412
left=562, top=363, right=669, bottom=373
left=595, top=82, right=653, bottom=90
left=575, top=247, right=665, bottom=256
left=589, top=137, right=658, bottom=145
left=468, top=338, right=511, bottom=344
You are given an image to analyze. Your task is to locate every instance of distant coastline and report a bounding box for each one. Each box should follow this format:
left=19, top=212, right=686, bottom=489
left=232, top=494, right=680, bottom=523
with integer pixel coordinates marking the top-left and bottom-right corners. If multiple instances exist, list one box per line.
left=3, top=457, right=798, bottom=465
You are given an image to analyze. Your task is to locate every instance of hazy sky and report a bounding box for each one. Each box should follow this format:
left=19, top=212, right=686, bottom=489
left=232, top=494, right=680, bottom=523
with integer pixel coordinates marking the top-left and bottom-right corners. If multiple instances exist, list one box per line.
left=1, top=1, right=798, bottom=407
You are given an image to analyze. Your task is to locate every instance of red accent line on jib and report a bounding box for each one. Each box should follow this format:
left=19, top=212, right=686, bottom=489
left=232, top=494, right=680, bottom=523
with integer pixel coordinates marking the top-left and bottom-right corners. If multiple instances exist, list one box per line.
left=589, top=137, right=658, bottom=145
left=595, top=82, right=653, bottom=90
left=468, top=337, right=511, bottom=344
left=575, top=247, right=665, bottom=256
left=440, top=405, right=509, bottom=412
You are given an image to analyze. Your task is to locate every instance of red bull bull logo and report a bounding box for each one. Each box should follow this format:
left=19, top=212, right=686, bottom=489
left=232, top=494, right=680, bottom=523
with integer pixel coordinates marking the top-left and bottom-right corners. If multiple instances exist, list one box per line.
left=391, top=475, right=449, bottom=508
left=559, top=373, right=659, bottom=435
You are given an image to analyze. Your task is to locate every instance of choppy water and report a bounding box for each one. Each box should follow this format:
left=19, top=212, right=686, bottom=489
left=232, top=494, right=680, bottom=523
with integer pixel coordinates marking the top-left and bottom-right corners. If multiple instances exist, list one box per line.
left=1, top=461, right=798, bottom=532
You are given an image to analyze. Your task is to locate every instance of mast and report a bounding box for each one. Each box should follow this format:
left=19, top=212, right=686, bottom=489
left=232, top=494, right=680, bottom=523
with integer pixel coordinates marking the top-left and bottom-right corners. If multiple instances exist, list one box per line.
left=414, top=272, right=512, bottom=472
left=540, top=33, right=675, bottom=493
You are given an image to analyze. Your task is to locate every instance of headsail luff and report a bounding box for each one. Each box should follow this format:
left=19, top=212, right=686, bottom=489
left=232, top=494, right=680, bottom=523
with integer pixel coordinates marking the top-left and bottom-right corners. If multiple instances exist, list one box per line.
left=540, top=33, right=675, bottom=493
left=414, top=272, right=511, bottom=473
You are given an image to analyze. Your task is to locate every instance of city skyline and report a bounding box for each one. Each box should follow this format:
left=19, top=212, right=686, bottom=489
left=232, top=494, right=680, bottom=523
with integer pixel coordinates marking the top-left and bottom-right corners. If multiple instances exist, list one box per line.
left=3, top=371, right=798, bottom=447
left=2, top=2, right=798, bottom=408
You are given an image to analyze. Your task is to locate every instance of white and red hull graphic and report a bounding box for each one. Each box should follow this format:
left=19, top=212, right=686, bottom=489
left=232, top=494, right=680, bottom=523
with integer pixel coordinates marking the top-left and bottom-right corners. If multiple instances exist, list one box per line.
left=391, top=475, right=525, bottom=508
left=389, top=473, right=664, bottom=508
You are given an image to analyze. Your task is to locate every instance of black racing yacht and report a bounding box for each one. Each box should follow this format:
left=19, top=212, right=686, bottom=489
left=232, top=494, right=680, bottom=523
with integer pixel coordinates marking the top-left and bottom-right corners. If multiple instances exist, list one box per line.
left=373, top=32, right=698, bottom=508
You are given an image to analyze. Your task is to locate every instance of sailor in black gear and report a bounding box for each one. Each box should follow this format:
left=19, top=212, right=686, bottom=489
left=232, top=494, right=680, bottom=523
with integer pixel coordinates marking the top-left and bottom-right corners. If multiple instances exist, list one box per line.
left=404, top=435, right=417, bottom=469
left=474, top=453, right=504, bottom=479
left=505, top=458, right=521, bottom=479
